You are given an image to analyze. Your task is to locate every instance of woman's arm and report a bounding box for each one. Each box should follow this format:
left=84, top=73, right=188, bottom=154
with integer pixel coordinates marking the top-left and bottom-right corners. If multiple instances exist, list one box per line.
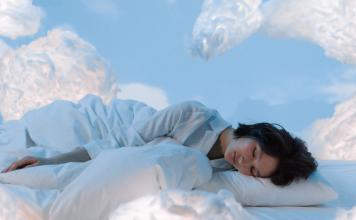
left=83, top=101, right=214, bottom=160
left=50, top=147, right=91, bottom=165
left=1, top=147, right=91, bottom=173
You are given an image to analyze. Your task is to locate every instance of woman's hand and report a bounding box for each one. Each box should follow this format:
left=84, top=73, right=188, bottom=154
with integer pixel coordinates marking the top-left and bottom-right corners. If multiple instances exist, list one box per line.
left=1, top=156, right=52, bottom=173
left=0, top=147, right=91, bottom=174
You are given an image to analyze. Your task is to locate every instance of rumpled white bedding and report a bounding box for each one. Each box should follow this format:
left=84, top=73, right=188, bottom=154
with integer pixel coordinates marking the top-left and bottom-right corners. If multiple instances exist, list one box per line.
left=0, top=94, right=354, bottom=220
left=0, top=95, right=254, bottom=220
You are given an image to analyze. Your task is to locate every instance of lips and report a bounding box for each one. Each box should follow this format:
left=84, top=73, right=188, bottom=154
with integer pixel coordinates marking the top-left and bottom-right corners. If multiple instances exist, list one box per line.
left=233, top=152, right=236, bottom=164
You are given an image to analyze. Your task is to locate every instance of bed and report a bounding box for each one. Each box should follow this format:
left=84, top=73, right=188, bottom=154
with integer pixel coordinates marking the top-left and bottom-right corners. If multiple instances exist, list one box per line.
left=0, top=95, right=354, bottom=220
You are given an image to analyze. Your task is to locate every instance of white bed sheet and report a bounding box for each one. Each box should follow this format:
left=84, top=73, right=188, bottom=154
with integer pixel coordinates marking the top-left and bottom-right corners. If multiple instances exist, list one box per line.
left=245, top=160, right=356, bottom=220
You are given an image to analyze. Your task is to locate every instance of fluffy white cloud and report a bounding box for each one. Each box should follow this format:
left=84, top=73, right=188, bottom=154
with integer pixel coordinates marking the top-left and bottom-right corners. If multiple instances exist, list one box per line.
left=80, top=0, right=119, bottom=19
left=318, top=82, right=356, bottom=103
left=116, top=83, right=169, bottom=110
left=0, top=0, right=42, bottom=39
left=335, top=206, right=356, bottom=220
left=259, top=0, right=356, bottom=66
left=302, top=92, right=356, bottom=160
left=0, top=39, right=10, bottom=60
left=110, top=189, right=254, bottom=220
left=188, top=0, right=356, bottom=66
left=0, top=29, right=119, bottom=122
left=317, top=68, right=356, bottom=103
left=185, top=0, right=263, bottom=61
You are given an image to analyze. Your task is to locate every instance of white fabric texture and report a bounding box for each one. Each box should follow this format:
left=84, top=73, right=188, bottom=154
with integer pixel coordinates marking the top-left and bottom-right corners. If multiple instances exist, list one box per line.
left=49, top=140, right=213, bottom=220
left=0, top=161, right=92, bottom=190
left=0, top=159, right=352, bottom=220
left=109, top=189, right=256, bottom=220
left=0, top=94, right=222, bottom=219
left=0, top=184, right=59, bottom=220
left=245, top=160, right=356, bottom=220
left=0, top=94, right=352, bottom=219
left=195, top=165, right=339, bottom=206
left=0, top=94, right=231, bottom=170
left=81, top=96, right=232, bottom=171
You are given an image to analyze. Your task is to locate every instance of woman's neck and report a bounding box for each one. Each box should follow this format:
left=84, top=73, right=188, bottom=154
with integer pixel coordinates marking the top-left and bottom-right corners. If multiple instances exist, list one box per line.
left=220, top=126, right=234, bottom=154
left=207, top=126, right=234, bottom=160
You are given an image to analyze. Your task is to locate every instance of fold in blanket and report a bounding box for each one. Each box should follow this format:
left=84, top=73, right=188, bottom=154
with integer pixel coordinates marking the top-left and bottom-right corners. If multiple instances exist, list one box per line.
left=0, top=95, right=219, bottom=219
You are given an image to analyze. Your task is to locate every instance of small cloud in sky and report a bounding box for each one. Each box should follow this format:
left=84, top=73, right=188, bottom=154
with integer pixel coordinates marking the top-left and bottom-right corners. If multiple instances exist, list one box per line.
left=318, top=82, right=356, bottom=103
left=248, top=76, right=311, bottom=106
left=249, top=66, right=356, bottom=106
left=317, top=67, right=356, bottom=103
left=0, top=0, right=43, bottom=39
left=80, top=0, right=119, bottom=19
left=117, top=83, right=169, bottom=110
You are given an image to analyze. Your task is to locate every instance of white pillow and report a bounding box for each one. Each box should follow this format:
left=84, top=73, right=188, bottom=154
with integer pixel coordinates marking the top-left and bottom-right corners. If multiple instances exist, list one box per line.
left=195, top=170, right=339, bottom=206
left=49, top=139, right=212, bottom=220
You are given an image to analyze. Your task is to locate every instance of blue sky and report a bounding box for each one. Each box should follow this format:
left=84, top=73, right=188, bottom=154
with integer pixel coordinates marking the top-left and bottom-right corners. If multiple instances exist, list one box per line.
left=1, top=0, right=355, bottom=135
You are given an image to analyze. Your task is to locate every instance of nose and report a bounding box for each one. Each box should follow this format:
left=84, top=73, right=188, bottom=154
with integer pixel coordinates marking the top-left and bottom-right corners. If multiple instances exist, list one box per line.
left=237, top=155, right=254, bottom=176
left=239, top=155, right=252, bottom=166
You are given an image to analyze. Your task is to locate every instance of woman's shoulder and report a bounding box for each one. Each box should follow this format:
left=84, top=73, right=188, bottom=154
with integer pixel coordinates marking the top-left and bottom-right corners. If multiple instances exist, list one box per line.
left=170, top=100, right=213, bottom=113
left=175, top=100, right=205, bottom=107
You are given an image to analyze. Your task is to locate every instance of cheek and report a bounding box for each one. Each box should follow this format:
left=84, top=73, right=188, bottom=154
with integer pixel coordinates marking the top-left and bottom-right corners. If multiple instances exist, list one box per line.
left=237, top=167, right=251, bottom=176
left=244, top=141, right=256, bottom=154
left=224, top=148, right=233, bottom=163
left=225, top=142, right=235, bottom=156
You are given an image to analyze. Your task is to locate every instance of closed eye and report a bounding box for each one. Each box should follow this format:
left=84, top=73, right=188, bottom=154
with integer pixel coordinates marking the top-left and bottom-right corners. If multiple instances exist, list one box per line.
left=251, top=148, right=256, bottom=175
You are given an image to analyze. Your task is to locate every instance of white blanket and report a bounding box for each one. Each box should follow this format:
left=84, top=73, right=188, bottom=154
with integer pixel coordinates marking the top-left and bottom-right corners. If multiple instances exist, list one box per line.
left=0, top=141, right=213, bottom=219
left=0, top=95, right=253, bottom=219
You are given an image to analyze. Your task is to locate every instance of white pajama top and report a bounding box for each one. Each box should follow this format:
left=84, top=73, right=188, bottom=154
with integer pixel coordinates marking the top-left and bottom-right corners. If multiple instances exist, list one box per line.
left=82, top=101, right=233, bottom=171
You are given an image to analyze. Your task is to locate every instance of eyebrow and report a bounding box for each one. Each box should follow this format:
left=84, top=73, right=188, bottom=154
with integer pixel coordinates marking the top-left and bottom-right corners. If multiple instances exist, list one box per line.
left=256, top=151, right=262, bottom=177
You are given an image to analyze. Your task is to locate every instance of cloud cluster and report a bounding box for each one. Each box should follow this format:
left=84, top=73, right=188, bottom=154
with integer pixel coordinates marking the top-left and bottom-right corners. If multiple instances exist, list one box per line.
left=185, top=0, right=263, bottom=61
left=0, top=0, right=42, bottom=39
left=117, top=83, right=169, bottom=110
left=110, top=189, right=255, bottom=220
left=335, top=206, right=356, bottom=220
left=187, top=0, right=356, bottom=66
left=302, top=92, right=356, bottom=160
left=0, top=29, right=119, bottom=122
left=80, top=0, right=119, bottom=19
left=260, top=0, right=356, bottom=66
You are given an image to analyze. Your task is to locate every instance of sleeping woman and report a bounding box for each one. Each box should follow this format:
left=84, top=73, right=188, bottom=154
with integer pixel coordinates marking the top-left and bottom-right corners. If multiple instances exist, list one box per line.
left=1, top=98, right=317, bottom=186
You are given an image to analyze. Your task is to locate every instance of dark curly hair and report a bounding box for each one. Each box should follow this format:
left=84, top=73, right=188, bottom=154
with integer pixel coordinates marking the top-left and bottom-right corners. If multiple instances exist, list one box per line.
left=233, top=122, right=318, bottom=186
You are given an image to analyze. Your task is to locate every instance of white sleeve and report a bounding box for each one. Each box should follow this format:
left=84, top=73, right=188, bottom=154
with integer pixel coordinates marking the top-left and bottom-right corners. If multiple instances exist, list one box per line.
left=82, top=101, right=216, bottom=159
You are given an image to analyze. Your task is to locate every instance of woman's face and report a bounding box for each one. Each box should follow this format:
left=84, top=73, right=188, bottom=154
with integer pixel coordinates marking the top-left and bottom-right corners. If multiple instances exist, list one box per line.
left=224, top=137, right=278, bottom=178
